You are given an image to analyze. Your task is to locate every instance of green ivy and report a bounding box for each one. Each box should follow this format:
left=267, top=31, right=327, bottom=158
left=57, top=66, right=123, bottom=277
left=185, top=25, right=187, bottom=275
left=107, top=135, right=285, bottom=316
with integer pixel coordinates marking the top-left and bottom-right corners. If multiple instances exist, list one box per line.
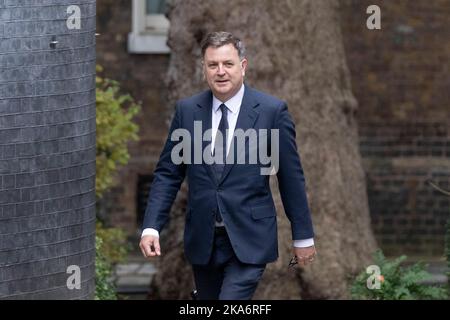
left=446, top=219, right=450, bottom=291
left=351, top=249, right=447, bottom=300
left=95, top=65, right=141, bottom=199
left=95, top=235, right=117, bottom=300
left=94, top=65, right=141, bottom=299
left=95, top=222, right=133, bottom=300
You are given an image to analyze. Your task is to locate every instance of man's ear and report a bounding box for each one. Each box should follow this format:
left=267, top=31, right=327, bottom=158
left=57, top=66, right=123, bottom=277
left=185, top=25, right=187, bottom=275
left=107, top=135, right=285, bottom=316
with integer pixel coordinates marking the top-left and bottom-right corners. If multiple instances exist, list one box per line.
left=241, top=58, right=248, bottom=76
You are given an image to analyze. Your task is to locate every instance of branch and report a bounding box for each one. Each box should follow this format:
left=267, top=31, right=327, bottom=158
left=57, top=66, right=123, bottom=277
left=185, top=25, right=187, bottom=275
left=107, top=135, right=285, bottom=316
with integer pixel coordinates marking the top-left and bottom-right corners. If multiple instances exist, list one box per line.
left=426, top=180, right=450, bottom=196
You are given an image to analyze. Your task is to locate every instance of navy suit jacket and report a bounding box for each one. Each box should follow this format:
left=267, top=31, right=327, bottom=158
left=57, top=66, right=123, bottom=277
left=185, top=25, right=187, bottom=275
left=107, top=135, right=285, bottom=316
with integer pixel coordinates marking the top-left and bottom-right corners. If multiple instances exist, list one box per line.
left=143, top=85, right=314, bottom=265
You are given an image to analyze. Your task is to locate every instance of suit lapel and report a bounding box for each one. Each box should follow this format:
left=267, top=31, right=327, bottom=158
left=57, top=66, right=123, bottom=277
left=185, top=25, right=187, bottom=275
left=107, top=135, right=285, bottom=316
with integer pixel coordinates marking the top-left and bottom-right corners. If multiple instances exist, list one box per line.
left=194, top=91, right=219, bottom=185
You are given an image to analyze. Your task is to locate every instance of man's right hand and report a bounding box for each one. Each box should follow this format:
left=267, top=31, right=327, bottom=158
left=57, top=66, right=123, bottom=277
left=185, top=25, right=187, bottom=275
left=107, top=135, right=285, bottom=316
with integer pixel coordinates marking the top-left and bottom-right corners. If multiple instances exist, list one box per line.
left=139, top=235, right=161, bottom=258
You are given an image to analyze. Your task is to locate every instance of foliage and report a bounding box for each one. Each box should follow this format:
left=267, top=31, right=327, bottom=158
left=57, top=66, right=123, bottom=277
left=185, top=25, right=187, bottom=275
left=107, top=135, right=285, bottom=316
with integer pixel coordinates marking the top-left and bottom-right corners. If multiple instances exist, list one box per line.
left=96, top=221, right=131, bottom=263
left=95, top=65, right=141, bottom=199
left=446, top=219, right=450, bottom=290
left=95, top=65, right=139, bottom=299
left=95, top=222, right=131, bottom=300
left=351, top=249, right=447, bottom=300
left=95, top=235, right=117, bottom=300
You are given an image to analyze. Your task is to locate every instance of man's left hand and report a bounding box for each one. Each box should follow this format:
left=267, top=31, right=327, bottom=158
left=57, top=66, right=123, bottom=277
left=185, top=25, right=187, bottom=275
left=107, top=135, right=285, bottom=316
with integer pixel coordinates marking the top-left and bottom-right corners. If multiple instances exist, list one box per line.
left=293, top=245, right=317, bottom=267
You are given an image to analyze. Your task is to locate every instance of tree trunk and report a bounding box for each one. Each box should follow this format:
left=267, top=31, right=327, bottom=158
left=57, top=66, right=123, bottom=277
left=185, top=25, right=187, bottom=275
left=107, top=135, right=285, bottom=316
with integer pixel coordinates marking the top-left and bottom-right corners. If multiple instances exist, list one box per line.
left=151, top=0, right=377, bottom=299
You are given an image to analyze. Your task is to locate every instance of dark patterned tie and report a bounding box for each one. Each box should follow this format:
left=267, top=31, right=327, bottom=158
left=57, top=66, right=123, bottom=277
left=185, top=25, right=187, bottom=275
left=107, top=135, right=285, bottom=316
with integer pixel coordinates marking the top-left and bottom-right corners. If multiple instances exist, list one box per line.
left=214, top=104, right=228, bottom=222
left=214, top=104, right=228, bottom=179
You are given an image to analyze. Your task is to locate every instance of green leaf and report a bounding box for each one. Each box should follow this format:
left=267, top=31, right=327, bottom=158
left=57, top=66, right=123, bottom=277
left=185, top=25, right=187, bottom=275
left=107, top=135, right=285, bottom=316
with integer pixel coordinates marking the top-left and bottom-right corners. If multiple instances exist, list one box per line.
left=95, top=64, right=141, bottom=198
left=350, top=249, right=449, bottom=300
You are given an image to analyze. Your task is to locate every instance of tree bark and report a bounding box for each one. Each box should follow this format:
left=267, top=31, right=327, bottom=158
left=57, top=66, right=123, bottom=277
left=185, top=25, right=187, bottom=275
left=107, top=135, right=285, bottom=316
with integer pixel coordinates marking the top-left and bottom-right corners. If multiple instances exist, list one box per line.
left=151, top=0, right=377, bottom=299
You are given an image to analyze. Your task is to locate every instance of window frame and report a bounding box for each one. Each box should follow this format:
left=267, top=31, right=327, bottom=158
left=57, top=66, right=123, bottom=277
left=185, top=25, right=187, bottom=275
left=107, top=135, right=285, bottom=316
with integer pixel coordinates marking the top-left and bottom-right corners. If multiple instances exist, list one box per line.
left=128, top=0, right=170, bottom=54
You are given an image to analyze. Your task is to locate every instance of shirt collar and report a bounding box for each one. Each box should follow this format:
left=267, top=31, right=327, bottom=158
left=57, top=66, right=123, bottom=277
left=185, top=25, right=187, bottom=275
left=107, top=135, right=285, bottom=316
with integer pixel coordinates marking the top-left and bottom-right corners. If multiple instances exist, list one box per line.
left=212, top=83, right=245, bottom=114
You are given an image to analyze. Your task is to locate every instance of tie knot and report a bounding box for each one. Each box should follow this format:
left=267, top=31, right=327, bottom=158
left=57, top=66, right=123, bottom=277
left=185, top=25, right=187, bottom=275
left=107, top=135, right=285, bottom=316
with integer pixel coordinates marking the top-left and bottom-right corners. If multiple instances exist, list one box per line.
left=220, top=104, right=228, bottom=114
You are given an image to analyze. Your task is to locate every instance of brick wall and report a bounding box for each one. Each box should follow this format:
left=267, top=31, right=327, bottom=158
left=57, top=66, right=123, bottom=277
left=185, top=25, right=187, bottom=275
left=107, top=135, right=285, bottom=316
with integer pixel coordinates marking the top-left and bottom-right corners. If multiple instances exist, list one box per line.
left=0, top=0, right=96, bottom=299
left=341, top=0, right=450, bottom=256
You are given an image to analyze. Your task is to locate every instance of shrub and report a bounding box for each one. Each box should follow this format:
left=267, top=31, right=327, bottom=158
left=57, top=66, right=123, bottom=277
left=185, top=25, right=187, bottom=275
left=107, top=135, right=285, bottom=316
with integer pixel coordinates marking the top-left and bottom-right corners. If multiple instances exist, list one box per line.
left=95, top=235, right=117, bottom=300
left=446, top=219, right=450, bottom=290
left=94, top=65, right=140, bottom=299
left=95, top=65, right=141, bottom=199
left=95, top=222, right=132, bottom=300
left=351, top=249, right=447, bottom=300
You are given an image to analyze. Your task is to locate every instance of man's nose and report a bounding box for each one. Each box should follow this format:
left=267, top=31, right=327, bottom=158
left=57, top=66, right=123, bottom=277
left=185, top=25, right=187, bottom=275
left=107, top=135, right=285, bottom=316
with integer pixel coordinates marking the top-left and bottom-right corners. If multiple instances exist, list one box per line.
left=217, top=64, right=226, bottom=75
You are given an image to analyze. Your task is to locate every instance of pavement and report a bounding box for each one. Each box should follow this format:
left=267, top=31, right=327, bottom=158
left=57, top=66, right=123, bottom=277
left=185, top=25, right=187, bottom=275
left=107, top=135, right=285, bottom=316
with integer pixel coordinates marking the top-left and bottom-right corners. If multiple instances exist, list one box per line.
left=415, top=260, right=448, bottom=285
left=114, top=253, right=156, bottom=299
left=113, top=255, right=448, bottom=299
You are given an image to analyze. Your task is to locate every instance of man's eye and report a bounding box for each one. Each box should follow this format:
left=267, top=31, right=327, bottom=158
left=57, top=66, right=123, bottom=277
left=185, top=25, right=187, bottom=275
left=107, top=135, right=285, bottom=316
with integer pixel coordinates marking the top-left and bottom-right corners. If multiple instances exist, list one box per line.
left=226, top=63, right=233, bottom=67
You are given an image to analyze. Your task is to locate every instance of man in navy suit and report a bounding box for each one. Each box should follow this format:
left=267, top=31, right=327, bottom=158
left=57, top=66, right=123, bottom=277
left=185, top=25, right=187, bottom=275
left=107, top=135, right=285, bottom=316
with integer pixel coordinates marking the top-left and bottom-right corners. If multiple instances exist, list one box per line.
left=139, top=31, right=316, bottom=300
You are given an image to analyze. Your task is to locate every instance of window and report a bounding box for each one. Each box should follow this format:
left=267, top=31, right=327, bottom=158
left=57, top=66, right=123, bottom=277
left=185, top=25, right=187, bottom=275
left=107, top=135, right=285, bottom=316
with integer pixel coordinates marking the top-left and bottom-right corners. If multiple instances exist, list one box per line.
left=128, top=0, right=170, bottom=54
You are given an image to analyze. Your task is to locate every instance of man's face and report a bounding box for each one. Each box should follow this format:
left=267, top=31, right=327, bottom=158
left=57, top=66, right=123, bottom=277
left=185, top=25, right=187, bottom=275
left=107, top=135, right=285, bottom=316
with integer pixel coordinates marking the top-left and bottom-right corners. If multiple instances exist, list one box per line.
left=203, top=44, right=247, bottom=102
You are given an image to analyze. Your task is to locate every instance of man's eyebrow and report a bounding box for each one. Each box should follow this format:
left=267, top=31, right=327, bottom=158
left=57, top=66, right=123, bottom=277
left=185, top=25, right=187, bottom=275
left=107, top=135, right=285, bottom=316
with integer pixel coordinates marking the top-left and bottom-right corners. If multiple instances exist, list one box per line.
left=205, top=60, right=234, bottom=64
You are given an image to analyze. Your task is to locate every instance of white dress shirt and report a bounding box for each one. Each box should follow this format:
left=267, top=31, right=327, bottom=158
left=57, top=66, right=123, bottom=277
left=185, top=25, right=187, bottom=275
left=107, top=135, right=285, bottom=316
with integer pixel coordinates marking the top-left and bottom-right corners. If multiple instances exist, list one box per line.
left=142, top=84, right=314, bottom=248
left=210, top=82, right=244, bottom=157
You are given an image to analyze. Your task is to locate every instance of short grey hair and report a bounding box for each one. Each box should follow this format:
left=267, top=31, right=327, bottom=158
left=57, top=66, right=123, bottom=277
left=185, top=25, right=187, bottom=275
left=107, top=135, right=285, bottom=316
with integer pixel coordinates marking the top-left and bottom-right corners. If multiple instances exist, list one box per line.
left=201, top=31, right=246, bottom=60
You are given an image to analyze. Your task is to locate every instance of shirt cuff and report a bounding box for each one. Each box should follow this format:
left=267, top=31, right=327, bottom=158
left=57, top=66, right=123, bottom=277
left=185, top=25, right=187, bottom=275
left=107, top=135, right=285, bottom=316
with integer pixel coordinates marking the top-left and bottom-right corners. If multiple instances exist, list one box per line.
left=293, top=238, right=314, bottom=248
left=141, top=228, right=159, bottom=238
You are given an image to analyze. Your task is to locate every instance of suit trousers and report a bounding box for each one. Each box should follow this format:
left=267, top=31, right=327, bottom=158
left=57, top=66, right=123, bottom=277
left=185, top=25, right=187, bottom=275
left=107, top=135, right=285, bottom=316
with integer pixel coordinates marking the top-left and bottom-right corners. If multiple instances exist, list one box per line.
left=191, top=227, right=266, bottom=300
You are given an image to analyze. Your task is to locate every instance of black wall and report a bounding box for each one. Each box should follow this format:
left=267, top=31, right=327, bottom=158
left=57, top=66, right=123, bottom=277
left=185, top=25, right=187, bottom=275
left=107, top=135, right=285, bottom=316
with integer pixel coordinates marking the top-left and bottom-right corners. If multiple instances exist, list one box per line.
left=0, top=0, right=96, bottom=299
